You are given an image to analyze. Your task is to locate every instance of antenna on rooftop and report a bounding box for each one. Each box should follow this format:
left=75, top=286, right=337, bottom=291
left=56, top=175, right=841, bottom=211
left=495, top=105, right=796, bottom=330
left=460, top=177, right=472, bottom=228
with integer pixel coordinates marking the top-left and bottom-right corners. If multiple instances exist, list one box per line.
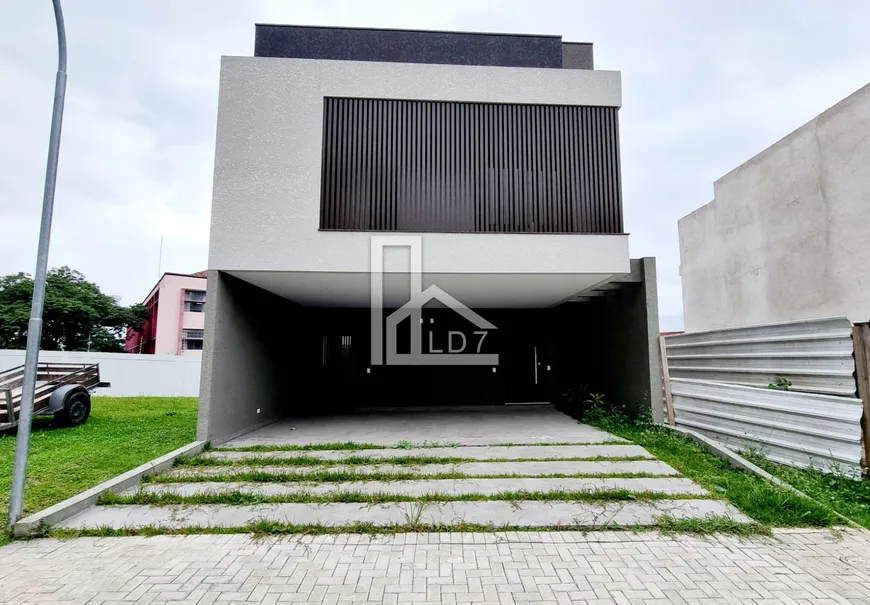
left=157, top=234, right=163, bottom=278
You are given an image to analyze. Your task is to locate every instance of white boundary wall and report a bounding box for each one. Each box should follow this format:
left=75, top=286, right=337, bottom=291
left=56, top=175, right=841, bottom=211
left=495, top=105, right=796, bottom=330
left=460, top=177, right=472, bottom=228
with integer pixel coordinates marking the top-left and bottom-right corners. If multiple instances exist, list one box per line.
left=0, top=350, right=200, bottom=397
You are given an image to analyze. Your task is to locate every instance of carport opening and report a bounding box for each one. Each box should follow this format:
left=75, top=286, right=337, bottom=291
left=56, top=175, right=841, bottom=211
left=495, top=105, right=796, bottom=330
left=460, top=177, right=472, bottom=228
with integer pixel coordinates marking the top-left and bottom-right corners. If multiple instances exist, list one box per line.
left=199, top=263, right=659, bottom=444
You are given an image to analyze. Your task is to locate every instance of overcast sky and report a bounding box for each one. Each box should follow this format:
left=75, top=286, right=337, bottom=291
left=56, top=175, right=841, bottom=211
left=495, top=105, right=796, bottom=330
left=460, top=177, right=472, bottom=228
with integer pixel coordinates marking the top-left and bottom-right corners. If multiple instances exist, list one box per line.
left=1, top=1, right=868, bottom=330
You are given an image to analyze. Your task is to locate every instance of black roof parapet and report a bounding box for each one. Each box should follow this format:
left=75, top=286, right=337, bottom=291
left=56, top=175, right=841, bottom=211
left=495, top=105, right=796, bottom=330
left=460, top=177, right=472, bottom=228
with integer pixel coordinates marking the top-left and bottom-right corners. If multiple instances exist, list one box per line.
left=254, top=24, right=593, bottom=70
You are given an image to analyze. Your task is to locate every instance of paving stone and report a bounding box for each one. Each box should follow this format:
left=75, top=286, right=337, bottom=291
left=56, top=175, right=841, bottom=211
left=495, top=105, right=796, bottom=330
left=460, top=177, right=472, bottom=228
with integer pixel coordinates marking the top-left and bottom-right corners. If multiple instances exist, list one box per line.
left=162, top=459, right=678, bottom=479
left=58, top=499, right=749, bottom=530
left=135, top=476, right=708, bottom=497
left=205, top=444, right=652, bottom=461
left=3, top=529, right=869, bottom=604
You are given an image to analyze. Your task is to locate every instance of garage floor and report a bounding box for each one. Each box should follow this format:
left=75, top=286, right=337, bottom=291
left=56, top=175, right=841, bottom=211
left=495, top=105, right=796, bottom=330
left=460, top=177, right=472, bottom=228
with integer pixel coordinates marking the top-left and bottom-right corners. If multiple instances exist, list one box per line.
left=223, top=405, right=620, bottom=448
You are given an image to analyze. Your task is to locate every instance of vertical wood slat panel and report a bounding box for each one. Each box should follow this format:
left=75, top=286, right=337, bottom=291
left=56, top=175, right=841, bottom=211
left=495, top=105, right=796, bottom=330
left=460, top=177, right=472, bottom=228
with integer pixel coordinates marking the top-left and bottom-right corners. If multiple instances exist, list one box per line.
left=320, top=97, right=621, bottom=234
left=322, top=99, right=331, bottom=228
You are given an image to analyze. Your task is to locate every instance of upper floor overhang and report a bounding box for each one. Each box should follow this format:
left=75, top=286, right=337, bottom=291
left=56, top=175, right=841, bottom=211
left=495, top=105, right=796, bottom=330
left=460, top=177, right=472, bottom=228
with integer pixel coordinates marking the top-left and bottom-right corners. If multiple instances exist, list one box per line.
left=214, top=230, right=629, bottom=308
left=209, top=49, right=628, bottom=308
left=210, top=55, right=623, bottom=254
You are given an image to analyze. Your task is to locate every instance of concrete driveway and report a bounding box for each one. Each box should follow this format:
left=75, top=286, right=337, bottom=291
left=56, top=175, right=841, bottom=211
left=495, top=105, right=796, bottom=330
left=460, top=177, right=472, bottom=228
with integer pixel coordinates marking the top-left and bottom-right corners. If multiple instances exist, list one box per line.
left=55, top=405, right=750, bottom=533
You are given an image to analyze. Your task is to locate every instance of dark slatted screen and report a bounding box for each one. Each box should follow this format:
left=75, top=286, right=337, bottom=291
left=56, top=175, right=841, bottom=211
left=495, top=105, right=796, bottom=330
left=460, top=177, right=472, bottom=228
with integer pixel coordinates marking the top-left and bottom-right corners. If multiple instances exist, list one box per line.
left=320, top=98, right=622, bottom=234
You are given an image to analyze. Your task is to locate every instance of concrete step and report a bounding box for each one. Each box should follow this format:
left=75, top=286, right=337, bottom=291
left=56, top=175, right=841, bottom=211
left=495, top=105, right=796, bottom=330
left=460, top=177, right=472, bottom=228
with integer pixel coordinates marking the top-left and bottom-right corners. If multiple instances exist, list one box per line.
left=204, top=444, right=653, bottom=462
left=161, top=459, right=681, bottom=480
left=58, top=500, right=751, bottom=530
left=134, top=477, right=709, bottom=498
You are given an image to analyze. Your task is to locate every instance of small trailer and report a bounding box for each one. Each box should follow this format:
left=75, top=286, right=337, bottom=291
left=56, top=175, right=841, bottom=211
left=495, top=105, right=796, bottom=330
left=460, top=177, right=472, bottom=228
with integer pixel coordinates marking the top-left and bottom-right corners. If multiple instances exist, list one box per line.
left=0, top=363, right=107, bottom=431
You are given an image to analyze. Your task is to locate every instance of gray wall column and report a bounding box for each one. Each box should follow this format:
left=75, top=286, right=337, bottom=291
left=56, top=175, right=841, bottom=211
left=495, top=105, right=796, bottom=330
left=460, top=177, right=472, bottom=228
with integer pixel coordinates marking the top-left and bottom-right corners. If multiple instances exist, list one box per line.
left=600, top=258, right=663, bottom=422
left=197, top=271, right=308, bottom=444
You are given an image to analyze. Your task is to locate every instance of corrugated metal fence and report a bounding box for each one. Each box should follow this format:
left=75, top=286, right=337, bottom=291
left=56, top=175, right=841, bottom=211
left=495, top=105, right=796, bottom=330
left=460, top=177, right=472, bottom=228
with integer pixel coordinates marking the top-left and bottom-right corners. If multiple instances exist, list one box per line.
left=665, top=317, right=857, bottom=396
left=670, top=378, right=864, bottom=475
left=663, top=317, right=866, bottom=477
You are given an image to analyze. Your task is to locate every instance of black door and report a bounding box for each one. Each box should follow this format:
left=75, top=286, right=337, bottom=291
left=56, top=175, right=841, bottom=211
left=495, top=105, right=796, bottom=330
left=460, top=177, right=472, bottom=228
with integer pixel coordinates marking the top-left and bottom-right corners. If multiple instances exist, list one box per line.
left=503, top=332, right=550, bottom=403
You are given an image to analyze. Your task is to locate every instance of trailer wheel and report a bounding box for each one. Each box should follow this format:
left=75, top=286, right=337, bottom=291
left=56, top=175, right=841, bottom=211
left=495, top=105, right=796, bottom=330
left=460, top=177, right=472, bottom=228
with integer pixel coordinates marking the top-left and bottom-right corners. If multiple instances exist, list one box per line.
left=54, top=390, right=91, bottom=427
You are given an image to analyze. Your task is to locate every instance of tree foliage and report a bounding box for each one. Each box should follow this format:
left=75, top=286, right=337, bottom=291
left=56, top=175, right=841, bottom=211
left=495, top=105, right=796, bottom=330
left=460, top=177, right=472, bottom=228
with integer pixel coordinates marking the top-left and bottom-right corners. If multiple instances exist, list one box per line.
left=0, top=267, right=149, bottom=352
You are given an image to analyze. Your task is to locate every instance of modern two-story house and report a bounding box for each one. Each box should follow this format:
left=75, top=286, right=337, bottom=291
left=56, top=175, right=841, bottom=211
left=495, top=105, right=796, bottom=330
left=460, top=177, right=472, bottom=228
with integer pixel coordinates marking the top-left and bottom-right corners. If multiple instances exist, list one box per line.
left=198, top=25, right=662, bottom=444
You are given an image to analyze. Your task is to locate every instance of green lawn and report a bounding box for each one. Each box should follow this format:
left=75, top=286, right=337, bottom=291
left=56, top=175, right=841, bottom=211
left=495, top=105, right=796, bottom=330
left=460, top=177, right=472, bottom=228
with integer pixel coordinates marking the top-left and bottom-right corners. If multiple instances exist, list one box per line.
left=745, top=454, right=870, bottom=529
left=0, top=397, right=197, bottom=544
left=585, top=413, right=841, bottom=528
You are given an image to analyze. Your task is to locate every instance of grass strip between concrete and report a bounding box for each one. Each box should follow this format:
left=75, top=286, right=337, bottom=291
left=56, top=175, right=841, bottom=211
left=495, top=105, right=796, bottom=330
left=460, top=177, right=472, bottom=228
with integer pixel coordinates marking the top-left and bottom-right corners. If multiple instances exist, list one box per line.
left=98, top=488, right=716, bottom=506
left=212, top=442, right=390, bottom=452
left=46, top=515, right=772, bottom=539
left=176, top=455, right=653, bottom=468
left=146, top=470, right=675, bottom=484
left=213, top=441, right=627, bottom=453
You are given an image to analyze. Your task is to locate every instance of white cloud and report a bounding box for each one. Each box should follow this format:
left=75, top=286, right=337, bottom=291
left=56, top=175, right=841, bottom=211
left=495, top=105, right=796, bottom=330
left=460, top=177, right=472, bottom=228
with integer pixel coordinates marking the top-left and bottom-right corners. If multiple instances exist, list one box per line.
left=1, top=0, right=868, bottom=331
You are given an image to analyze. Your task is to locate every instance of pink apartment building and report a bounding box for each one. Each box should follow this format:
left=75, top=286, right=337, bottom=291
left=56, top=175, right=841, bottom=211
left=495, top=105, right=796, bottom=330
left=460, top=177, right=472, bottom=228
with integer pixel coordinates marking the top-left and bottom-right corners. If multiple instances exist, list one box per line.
left=125, top=271, right=208, bottom=356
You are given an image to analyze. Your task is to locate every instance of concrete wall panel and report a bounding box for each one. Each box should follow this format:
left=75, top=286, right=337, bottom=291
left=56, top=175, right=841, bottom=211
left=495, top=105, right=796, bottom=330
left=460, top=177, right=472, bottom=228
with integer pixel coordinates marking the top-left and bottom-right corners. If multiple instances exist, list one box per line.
left=680, top=83, right=870, bottom=331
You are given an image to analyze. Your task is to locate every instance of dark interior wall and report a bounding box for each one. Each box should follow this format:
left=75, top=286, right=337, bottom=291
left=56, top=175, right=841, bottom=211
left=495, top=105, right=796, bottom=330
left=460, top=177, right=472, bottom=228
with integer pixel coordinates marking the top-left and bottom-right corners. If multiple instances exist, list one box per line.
left=254, top=25, right=563, bottom=69
left=276, top=294, right=659, bottom=417
left=546, top=261, right=662, bottom=420
left=549, top=300, right=611, bottom=401
left=307, top=307, right=553, bottom=409
left=197, top=272, right=316, bottom=444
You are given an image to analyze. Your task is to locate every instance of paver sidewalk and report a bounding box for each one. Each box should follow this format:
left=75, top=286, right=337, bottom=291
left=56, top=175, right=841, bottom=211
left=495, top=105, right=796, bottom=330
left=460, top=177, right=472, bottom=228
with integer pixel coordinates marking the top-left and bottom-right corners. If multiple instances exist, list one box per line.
left=2, top=529, right=870, bottom=604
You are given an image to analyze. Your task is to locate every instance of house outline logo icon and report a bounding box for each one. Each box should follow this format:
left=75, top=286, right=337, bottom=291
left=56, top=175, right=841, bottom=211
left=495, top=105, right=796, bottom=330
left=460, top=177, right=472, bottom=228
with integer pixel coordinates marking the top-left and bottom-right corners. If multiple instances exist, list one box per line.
left=369, top=235, right=498, bottom=366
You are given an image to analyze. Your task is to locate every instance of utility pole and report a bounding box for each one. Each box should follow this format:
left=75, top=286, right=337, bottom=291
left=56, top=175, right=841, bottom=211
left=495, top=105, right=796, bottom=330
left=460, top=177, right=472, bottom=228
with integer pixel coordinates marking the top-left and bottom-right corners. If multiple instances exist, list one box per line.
left=8, top=0, right=68, bottom=528
left=157, top=234, right=163, bottom=278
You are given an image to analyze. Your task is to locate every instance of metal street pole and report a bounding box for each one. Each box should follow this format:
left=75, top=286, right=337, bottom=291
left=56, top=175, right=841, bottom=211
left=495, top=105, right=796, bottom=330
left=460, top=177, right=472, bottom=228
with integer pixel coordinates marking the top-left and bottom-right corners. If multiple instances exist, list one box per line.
left=8, top=0, right=68, bottom=528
